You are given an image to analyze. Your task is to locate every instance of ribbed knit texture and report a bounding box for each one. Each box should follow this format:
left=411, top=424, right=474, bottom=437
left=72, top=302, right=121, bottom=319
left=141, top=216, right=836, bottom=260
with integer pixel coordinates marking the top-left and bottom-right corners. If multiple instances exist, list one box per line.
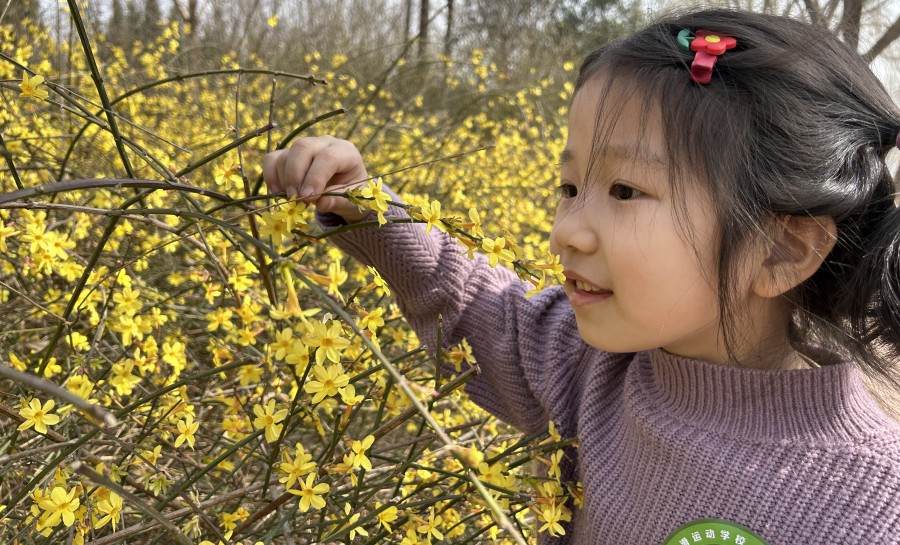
left=318, top=193, right=900, bottom=545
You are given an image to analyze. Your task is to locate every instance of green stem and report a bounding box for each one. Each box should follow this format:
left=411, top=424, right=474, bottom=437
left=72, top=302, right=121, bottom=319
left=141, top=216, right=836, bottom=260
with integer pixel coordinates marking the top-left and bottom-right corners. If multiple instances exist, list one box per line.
left=0, top=132, right=23, bottom=190
left=65, top=0, right=135, bottom=178
left=0, top=178, right=233, bottom=206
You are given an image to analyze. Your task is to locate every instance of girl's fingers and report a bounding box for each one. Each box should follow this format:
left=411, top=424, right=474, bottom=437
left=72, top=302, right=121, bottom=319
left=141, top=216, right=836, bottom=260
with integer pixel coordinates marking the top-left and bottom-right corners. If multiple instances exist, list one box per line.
left=261, top=150, right=283, bottom=194
left=303, top=139, right=364, bottom=198
left=282, top=141, right=319, bottom=198
left=261, top=136, right=369, bottom=221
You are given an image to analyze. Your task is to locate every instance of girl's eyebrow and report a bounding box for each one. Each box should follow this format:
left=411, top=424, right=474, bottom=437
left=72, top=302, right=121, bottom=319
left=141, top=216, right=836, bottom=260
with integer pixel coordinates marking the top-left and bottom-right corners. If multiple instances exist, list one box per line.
left=559, top=144, right=667, bottom=169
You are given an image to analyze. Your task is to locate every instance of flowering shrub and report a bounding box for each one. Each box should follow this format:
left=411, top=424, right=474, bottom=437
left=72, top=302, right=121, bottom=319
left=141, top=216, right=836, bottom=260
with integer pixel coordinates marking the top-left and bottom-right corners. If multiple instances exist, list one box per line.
left=0, top=6, right=579, bottom=544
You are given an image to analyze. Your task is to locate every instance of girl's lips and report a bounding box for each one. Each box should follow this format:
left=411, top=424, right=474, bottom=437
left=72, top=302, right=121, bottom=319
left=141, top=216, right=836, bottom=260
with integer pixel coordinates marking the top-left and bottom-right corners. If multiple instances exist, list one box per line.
left=562, top=270, right=613, bottom=306
left=567, top=287, right=613, bottom=307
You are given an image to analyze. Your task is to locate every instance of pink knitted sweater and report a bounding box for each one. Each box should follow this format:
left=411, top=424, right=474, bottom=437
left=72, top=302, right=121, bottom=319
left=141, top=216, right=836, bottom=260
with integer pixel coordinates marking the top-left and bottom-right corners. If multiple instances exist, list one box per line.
left=319, top=196, right=900, bottom=545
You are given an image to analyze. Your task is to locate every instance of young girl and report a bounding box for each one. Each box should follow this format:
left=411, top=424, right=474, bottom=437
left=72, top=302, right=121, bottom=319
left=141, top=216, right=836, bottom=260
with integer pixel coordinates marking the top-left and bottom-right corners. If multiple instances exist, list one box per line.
left=263, top=8, right=900, bottom=545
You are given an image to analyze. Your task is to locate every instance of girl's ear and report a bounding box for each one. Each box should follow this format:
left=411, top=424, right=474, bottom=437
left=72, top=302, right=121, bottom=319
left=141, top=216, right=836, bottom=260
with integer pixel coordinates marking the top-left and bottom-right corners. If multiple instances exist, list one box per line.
left=752, top=215, right=838, bottom=298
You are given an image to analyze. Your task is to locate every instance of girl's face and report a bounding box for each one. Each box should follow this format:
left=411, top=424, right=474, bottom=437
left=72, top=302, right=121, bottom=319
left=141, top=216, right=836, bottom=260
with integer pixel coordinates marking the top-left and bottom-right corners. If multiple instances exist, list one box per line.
left=550, top=78, right=732, bottom=362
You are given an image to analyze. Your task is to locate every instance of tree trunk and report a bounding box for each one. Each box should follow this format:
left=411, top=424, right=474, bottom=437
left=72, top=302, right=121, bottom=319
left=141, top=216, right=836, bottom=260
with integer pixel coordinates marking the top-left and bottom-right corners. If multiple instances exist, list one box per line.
left=443, top=0, right=454, bottom=58
left=404, top=0, right=413, bottom=43
left=173, top=0, right=200, bottom=37
left=418, top=0, right=430, bottom=59
left=838, top=0, right=863, bottom=50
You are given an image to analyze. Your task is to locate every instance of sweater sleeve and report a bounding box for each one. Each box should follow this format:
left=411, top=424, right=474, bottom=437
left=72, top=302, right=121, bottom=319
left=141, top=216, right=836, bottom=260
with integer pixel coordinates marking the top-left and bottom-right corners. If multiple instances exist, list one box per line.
left=317, top=194, right=590, bottom=434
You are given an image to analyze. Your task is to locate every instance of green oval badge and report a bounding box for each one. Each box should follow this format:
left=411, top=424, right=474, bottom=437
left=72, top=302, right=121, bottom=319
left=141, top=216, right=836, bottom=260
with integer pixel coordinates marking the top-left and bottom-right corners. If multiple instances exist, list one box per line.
left=662, top=519, right=770, bottom=545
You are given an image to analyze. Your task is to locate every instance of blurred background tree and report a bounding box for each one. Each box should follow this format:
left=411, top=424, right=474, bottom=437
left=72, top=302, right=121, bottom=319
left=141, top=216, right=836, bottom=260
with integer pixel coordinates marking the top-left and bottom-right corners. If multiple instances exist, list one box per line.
left=15, top=0, right=895, bottom=101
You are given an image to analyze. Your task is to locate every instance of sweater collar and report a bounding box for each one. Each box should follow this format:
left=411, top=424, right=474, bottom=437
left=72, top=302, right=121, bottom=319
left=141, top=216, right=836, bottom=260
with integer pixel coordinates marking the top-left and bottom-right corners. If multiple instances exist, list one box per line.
left=640, top=349, right=898, bottom=443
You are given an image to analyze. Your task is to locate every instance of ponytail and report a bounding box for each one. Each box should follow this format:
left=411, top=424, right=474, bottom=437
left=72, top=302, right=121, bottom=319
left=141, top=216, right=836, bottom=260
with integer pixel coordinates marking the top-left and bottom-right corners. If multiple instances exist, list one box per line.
left=844, top=194, right=900, bottom=358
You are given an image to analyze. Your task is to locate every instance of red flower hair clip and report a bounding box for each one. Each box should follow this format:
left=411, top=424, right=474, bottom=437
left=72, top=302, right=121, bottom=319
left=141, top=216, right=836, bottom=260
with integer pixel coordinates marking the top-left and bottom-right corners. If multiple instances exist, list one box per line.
left=677, top=29, right=737, bottom=84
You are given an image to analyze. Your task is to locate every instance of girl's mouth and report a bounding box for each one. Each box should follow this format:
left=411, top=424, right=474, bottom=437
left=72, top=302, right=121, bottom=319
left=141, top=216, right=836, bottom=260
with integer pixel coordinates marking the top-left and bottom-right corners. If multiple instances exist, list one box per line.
left=573, top=279, right=607, bottom=292
left=566, top=279, right=613, bottom=306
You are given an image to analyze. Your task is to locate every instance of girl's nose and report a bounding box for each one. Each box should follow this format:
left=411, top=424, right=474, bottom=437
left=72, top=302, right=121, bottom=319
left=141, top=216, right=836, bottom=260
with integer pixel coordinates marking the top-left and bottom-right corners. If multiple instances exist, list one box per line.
left=549, top=204, right=599, bottom=256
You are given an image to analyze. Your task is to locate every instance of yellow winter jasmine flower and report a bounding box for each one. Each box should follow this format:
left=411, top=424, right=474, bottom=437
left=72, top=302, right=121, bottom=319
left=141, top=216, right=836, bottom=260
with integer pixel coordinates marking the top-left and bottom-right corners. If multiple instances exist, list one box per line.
left=503, top=234, right=526, bottom=260
left=206, top=307, right=233, bottom=332
left=275, top=198, right=308, bottom=231
left=399, top=527, right=427, bottom=545
left=326, top=261, right=347, bottom=299
left=67, top=331, right=90, bottom=352
left=358, top=307, right=385, bottom=332
left=338, top=383, right=363, bottom=405
left=162, top=340, right=186, bottom=370
left=287, top=473, right=329, bottom=512
left=366, top=265, right=391, bottom=296
left=348, top=434, right=375, bottom=471
left=219, top=506, right=249, bottom=535
left=548, top=449, right=564, bottom=480
left=235, top=328, right=258, bottom=347
left=109, top=360, right=141, bottom=396
left=524, top=271, right=547, bottom=298
left=252, top=399, right=288, bottom=443
left=414, top=200, right=446, bottom=233
left=482, top=236, right=515, bottom=267
left=19, top=71, right=49, bottom=100
left=8, top=352, right=26, bottom=371
left=113, top=285, right=142, bottom=315
left=18, top=398, right=60, bottom=434
left=465, top=207, right=484, bottom=237
left=204, top=282, right=222, bottom=304
left=416, top=508, right=444, bottom=541
left=37, top=486, right=80, bottom=528
left=258, top=211, right=289, bottom=246
left=285, top=339, right=310, bottom=367
left=477, top=461, right=510, bottom=487
left=230, top=271, right=254, bottom=292
left=175, top=414, right=199, bottom=449
left=41, top=357, right=64, bottom=378
left=375, top=502, right=399, bottom=532
left=567, top=482, right=584, bottom=508
left=238, top=364, right=263, bottom=385
left=0, top=222, right=17, bottom=251
left=359, top=178, right=390, bottom=225
left=279, top=444, right=316, bottom=488
left=446, top=338, right=475, bottom=372
left=537, top=501, right=567, bottom=537
left=213, top=162, right=242, bottom=188
left=141, top=445, right=162, bottom=466
left=542, top=420, right=563, bottom=445
left=271, top=327, right=294, bottom=361
left=94, top=491, right=122, bottom=531
left=280, top=265, right=304, bottom=316
left=537, top=253, right=566, bottom=283
left=303, top=363, right=349, bottom=403
left=64, top=375, right=95, bottom=401
left=341, top=503, right=369, bottom=539
left=305, top=320, right=350, bottom=364
left=45, top=231, right=75, bottom=260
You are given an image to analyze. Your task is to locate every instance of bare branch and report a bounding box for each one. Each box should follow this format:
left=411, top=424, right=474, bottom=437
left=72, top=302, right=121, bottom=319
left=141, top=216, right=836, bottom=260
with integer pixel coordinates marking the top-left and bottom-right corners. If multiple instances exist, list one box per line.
left=862, top=14, right=900, bottom=63
left=803, top=0, right=822, bottom=26
left=838, top=0, right=864, bottom=50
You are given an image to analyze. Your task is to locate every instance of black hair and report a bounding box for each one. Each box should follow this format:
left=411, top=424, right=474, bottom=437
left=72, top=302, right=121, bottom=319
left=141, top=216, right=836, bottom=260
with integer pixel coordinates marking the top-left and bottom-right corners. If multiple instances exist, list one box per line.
left=574, top=9, right=900, bottom=392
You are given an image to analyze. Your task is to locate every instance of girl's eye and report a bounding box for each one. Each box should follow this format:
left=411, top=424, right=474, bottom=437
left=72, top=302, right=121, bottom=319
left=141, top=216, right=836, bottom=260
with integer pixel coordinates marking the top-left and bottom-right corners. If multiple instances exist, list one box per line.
left=609, top=183, right=643, bottom=201
left=556, top=183, right=578, bottom=199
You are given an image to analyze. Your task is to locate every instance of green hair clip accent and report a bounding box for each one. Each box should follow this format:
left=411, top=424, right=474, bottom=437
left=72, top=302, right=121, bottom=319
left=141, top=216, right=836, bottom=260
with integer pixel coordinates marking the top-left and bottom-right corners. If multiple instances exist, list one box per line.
left=677, top=29, right=693, bottom=51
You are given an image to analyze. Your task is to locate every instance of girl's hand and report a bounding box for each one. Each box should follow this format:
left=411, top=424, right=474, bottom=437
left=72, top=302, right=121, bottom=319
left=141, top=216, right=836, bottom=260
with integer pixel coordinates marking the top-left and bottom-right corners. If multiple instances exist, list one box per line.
left=262, top=136, right=370, bottom=223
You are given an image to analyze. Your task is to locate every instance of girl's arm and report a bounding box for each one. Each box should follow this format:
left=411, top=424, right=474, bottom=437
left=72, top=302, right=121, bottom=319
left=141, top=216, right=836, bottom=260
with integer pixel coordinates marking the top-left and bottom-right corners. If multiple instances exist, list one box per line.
left=263, top=137, right=593, bottom=433
left=318, top=198, right=591, bottom=433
